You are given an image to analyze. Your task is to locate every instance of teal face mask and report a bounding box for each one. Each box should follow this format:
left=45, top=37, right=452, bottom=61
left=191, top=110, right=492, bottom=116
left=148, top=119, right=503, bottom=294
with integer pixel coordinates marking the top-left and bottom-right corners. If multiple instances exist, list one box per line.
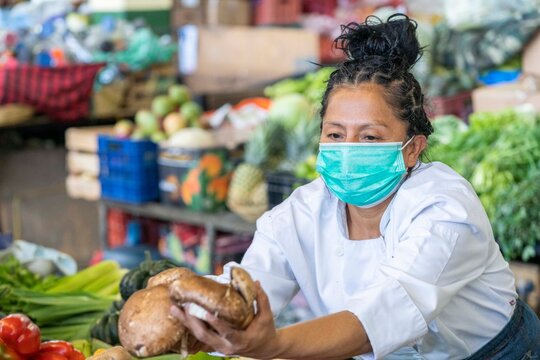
left=316, top=137, right=414, bottom=208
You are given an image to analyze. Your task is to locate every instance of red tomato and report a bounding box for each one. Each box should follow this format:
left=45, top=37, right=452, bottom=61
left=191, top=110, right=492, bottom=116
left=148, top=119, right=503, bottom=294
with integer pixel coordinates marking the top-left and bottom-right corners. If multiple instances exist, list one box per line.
left=15, top=324, right=40, bottom=355
left=38, top=341, right=73, bottom=358
left=30, top=353, right=69, bottom=360
left=0, top=314, right=40, bottom=356
left=0, top=316, right=26, bottom=345
left=68, top=349, right=84, bottom=360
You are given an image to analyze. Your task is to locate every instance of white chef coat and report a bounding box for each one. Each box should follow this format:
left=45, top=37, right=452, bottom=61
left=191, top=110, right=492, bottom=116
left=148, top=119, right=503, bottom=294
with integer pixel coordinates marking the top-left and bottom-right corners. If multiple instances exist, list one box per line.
left=220, top=161, right=518, bottom=360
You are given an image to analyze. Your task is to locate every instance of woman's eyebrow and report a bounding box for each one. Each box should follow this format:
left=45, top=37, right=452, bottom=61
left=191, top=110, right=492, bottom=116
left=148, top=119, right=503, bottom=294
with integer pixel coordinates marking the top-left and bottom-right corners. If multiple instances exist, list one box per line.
left=323, top=121, right=389, bottom=129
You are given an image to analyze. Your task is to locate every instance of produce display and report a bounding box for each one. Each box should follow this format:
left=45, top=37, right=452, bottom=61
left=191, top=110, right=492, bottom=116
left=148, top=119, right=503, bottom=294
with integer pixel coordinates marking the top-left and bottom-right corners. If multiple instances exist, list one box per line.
left=0, top=259, right=125, bottom=341
left=430, top=108, right=540, bottom=261
left=113, top=85, right=203, bottom=143
left=0, top=251, right=250, bottom=360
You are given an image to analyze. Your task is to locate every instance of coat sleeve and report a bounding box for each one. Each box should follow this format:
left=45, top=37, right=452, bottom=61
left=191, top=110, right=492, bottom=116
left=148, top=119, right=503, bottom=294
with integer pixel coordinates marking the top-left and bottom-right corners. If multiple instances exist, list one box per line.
left=346, top=194, right=491, bottom=359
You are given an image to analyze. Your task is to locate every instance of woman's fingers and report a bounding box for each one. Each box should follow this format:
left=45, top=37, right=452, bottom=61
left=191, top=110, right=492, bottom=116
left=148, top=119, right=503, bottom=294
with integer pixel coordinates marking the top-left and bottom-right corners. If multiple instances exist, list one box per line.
left=172, top=304, right=236, bottom=354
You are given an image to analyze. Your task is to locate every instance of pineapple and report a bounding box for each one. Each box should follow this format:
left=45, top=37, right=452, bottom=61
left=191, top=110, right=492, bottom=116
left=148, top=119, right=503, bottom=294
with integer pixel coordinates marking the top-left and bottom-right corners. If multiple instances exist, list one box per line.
left=228, top=121, right=285, bottom=204
left=280, top=116, right=321, bottom=172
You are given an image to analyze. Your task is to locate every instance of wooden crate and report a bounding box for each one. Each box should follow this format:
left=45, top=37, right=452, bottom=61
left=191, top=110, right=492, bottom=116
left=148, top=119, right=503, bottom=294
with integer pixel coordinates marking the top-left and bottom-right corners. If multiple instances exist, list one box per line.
left=67, top=151, right=100, bottom=177
left=65, top=125, right=114, bottom=201
left=65, top=126, right=115, bottom=153
left=66, top=174, right=101, bottom=201
left=510, top=261, right=540, bottom=314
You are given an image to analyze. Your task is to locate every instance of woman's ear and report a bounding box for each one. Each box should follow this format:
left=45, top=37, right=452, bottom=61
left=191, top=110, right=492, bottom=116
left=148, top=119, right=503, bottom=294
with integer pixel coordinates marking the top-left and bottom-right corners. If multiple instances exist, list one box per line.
left=404, top=135, right=427, bottom=168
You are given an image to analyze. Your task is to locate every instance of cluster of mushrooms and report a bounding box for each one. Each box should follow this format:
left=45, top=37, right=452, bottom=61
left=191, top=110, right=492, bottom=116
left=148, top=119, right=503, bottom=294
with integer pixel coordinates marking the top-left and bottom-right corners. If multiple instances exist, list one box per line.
left=90, top=267, right=257, bottom=360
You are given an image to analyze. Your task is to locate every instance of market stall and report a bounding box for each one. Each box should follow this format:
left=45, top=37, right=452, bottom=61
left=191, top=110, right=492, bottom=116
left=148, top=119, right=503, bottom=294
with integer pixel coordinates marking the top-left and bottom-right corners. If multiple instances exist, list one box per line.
left=1, top=0, right=540, bottom=359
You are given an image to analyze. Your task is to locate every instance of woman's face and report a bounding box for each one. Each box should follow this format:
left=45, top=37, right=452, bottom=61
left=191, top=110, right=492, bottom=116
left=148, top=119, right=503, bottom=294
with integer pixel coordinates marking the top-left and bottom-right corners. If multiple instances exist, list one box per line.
left=320, top=84, right=426, bottom=169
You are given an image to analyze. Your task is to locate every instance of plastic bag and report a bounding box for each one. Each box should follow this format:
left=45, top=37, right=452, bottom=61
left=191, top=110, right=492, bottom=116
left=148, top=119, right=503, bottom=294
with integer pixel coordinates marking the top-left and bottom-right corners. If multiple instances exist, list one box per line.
left=444, top=0, right=540, bottom=30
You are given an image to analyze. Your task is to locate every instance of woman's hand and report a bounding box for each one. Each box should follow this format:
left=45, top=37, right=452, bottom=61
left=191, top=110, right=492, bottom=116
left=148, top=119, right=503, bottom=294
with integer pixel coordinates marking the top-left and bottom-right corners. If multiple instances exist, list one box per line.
left=171, top=281, right=280, bottom=358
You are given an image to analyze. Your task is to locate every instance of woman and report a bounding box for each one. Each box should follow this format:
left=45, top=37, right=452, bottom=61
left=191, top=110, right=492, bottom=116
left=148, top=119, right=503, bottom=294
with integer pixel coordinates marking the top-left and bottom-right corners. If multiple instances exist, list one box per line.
left=173, top=15, right=540, bottom=359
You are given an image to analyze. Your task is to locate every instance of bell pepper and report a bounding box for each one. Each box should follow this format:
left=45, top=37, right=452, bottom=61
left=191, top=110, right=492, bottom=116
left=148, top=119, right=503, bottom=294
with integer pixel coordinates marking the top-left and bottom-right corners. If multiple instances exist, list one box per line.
left=0, top=314, right=41, bottom=356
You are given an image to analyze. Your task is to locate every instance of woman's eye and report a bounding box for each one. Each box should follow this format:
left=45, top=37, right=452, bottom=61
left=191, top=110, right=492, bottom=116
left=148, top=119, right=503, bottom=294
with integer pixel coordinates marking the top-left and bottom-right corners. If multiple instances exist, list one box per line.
left=327, top=133, right=343, bottom=140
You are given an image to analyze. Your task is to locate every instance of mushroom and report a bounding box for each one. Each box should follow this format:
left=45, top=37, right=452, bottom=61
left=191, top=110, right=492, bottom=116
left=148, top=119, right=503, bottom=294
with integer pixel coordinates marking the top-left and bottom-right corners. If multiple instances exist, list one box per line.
left=169, top=267, right=256, bottom=329
left=118, top=285, right=186, bottom=357
left=118, top=266, right=257, bottom=357
left=146, top=267, right=195, bottom=288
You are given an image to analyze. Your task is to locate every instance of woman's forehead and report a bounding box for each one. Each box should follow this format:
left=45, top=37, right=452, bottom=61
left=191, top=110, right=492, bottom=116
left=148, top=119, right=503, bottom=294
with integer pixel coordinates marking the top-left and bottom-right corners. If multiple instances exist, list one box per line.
left=324, top=84, right=400, bottom=127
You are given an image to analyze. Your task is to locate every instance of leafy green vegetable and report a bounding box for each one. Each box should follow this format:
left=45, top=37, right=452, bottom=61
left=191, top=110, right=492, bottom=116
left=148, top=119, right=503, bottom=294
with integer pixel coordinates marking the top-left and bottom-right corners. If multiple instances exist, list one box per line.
left=429, top=108, right=540, bottom=261
left=0, top=255, right=51, bottom=289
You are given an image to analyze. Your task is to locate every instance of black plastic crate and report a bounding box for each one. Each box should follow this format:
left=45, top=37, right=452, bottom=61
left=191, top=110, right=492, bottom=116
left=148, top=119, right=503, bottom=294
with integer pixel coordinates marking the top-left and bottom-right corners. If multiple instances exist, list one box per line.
left=266, top=171, right=308, bottom=209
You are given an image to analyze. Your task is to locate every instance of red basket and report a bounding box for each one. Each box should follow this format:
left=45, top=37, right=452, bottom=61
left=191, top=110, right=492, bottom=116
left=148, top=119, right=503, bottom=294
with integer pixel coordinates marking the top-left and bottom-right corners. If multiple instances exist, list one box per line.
left=302, top=0, right=337, bottom=16
left=253, top=0, right=302, bottom=25
left=107, top=208, right=131, bottom=249
left=427, top=91, right=473, bottom=121
left=0, top=63, right=104, bottom=122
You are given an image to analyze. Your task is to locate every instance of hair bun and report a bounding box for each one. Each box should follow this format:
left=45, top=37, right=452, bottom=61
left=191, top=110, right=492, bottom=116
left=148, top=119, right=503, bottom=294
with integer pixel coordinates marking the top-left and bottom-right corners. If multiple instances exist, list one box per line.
left=336, top=14, right=422, bottom=72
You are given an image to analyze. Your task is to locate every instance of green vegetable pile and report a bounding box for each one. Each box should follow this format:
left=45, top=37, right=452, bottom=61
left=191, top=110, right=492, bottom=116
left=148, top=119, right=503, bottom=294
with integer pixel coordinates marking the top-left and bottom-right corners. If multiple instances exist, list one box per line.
left=91, top=256, right=177, bottom=345
left=264, top=66, right=335, bottom=104
left=429, top=108, right=540, bottom=261
left=0, top=259, right=126, bottom=341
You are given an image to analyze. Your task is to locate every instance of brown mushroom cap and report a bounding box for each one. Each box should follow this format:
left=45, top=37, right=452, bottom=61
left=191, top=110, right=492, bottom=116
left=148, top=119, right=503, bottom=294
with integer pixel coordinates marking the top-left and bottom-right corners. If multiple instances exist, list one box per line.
left=119, top=285, right=186, bottom=357
left=147, top=267, right=195, bottom=289
left=231, top=267, right=257, bottom=306
left=169, top=268, right=256, bottom=329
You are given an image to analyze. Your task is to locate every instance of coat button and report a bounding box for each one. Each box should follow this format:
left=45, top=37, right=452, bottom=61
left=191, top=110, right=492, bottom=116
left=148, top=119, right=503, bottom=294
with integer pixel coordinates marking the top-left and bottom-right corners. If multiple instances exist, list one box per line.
left=335, top=246, right=344, bottom=256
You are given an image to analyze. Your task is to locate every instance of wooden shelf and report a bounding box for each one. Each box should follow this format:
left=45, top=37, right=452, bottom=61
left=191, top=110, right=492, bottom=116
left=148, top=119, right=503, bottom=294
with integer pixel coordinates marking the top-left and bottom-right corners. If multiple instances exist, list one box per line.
left=100, top=200, right=256, bottom=234
left=98, top=200, right=257, bottom=272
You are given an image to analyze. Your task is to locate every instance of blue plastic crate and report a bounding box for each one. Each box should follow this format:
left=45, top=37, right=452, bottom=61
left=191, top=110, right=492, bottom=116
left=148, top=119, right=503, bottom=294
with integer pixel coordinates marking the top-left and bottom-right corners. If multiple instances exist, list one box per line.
left=100, top=175, right=159, bottom=203
left=98, top=136, right=158, bottom=176
left=98, top=135, right=159, bottom=203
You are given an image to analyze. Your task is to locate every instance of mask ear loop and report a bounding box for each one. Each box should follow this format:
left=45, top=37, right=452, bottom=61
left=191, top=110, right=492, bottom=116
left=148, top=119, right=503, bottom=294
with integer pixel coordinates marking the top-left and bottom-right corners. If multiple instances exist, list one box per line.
left=401, top=135, right=417, bottom=177
left=400, top=135, right=415, bottom=150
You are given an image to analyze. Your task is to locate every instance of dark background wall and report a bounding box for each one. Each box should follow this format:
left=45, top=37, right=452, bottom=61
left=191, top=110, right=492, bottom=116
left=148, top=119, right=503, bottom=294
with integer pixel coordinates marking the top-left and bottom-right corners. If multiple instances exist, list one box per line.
left=0, top=147, right=99, bottom=267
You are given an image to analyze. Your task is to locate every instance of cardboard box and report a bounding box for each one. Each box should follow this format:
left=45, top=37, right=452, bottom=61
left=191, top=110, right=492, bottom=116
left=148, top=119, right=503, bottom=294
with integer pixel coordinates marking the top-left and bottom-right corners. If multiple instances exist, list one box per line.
left=523, top=30, right=540, bottom=77
left=205, top=0, right=250, bottom=26
left=178, top=26, right=319, bottom=93
left=472, top=78, right=540, bottom=113
left=172, top=0, right=205, bottom=27
left=66, top=174, right=101, bottom=201
left=172, top=0, right=250, bottom=28
left=510, top=261, right=540, bottom=315
left=67, top=152, right=100, bottom=177
left=65, top=126, right=115, bottom=153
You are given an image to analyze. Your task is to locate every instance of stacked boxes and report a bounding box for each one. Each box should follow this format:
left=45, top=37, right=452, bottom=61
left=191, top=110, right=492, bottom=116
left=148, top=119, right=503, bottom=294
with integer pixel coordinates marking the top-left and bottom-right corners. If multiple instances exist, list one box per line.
left=65, top=126, right=115, bottom=201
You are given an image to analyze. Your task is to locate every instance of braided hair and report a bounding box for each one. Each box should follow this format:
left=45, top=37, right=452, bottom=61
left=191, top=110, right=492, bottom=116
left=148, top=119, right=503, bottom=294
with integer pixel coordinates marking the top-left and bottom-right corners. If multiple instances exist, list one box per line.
left=321, top=14, right=433, bottom=139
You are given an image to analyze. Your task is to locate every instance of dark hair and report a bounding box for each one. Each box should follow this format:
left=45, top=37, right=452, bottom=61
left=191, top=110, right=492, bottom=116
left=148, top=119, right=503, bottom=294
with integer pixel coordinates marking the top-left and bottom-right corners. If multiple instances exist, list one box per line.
left=321, top=14, right=433, bottom=138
